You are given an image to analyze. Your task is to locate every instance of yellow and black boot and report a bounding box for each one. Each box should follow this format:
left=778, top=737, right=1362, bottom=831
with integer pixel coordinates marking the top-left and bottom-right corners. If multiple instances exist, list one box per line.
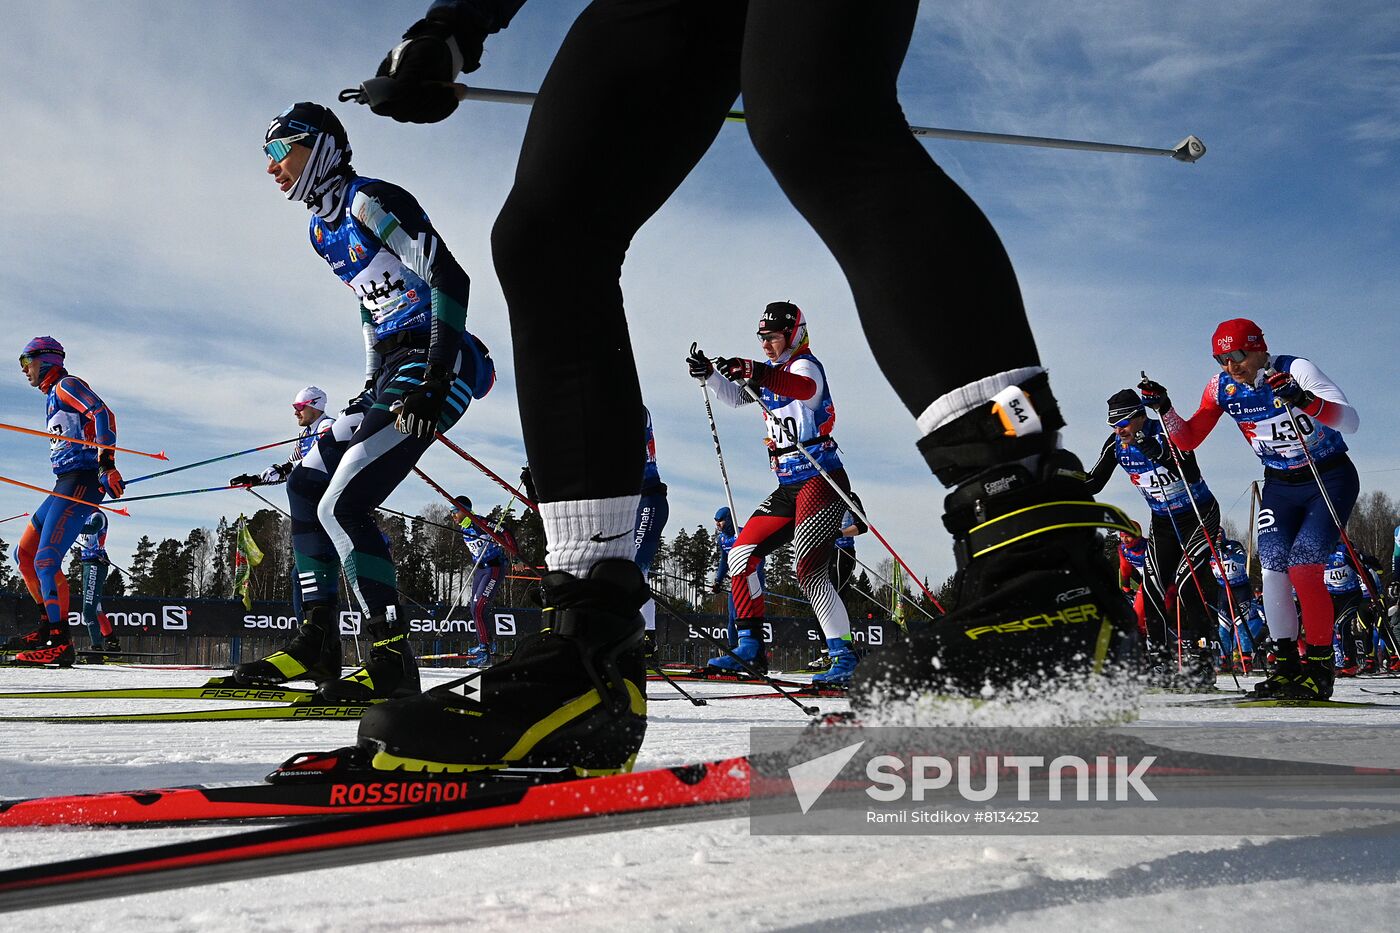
left=316, top=607, right=419, bottom=703
left=355, top=559, right=648, bottom=775
left=852, top=376, right=1140, bottom=703
left=1276, top=646, right=1334, bottom=701
left=1248, top=638, right=1301, bottom=698
left=233, top=606, right=342, bottom=685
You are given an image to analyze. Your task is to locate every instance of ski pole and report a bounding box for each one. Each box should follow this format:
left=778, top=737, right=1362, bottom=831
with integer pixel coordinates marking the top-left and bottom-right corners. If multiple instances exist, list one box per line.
left=125, top=435, right=304, bottom=486
left=341, top=82, right=1207, bottom=162
left=650, top=593, right=819, bottom=716
left=243, top=487, right=291, bottom=520
left=117, top=484, right=249, bottom=504
left=1269, top=380, right=1400, bottom=651
left=375, top=505, right=467, bottom=535
left=728, top=376, right=946, bottom=614
left=0, top=476, right=129, bottom=516
left=0, top=512, right=29, bottom=525
left=412, top=467, right=519, bottom=557
left=1142, top=372, right=1244, bottom=686
left=431, top=434, right=537, bottom=511
left=691, top=344, right=739, bottom=524
left=0, top=421, right=168, bottom=461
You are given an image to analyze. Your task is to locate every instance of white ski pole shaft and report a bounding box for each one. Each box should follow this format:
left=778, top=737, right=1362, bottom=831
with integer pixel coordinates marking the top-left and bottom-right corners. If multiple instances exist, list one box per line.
left=452, top=86, right=1207, bottom=162
left=692, top=346, right=739, bottom=523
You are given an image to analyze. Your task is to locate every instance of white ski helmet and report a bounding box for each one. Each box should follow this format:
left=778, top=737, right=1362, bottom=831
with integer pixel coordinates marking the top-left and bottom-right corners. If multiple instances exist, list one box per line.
left=293, top=386, right=328, bottom=413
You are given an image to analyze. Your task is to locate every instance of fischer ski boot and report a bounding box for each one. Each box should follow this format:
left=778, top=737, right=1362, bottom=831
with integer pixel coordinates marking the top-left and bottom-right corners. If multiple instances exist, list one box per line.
left=103, top=636, right=121, bottom=653
left=464, top=643, right=494, bottom=668
left=317, top=606, right=419, bottom=703
left=812, top=637, right=857, bottom=686
left=1277, top=647, right=1335, bottom=701
left=14, top=627, right=75, bottom=667
left=706, top=626, right=768, bottom=675
left=852, top=376, right=1139, bottom=703
left=1249, top=638, right=1302, bottom=698
left=2, top=608, right=48, bottom=652
left=234, top=606, right=342, bottom=685
left=354, top=559, right=648, bottom=775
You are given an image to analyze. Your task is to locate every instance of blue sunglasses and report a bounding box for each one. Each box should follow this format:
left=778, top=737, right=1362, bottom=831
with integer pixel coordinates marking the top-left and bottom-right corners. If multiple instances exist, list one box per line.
left=264, top=132, right=311, bottom=163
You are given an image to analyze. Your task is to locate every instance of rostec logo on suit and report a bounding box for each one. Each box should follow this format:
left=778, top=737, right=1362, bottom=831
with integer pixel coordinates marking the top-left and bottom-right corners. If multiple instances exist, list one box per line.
left=162, top=605, right=188, bottom=630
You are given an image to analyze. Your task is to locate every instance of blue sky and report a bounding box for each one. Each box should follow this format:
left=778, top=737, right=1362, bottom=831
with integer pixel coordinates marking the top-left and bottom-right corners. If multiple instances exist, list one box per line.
left=2, top=1, right=1397, bottom=588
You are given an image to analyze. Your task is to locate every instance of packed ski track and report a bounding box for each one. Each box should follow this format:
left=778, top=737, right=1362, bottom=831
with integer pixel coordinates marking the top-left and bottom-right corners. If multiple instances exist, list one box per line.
left=4, top=665, right=1400, bottom=932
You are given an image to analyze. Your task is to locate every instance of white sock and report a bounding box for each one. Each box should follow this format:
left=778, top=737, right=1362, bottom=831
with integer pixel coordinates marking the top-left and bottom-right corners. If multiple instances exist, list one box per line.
left=1262, top=568, right=1299, bottom=641
left=641, top=599, right=656, bottom=631
left=916, top=366, right=1045, bottom=436
left=541, top=495, right=641, bottom=577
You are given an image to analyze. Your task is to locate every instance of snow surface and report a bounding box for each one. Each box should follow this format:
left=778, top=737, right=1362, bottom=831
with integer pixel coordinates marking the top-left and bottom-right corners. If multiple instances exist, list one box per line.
left=4, top=665, right=1400, bottom=932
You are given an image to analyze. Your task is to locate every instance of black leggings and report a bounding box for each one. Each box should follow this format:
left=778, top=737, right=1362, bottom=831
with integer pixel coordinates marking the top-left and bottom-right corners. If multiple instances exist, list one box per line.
left=492, top=0, right=1036, bottom=503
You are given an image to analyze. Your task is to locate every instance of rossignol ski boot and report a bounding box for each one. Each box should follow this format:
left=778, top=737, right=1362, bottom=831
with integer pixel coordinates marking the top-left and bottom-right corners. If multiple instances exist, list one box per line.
left=14, top=626, right=75, bottom=667
left=354, top=559, right=647, bottom=775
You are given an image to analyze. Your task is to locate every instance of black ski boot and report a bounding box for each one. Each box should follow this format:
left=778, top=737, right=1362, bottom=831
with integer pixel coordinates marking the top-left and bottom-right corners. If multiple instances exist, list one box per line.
left=1276, top=646, right=1335, bottom=701
left=14, top=626, right=75, bottom=667
left=355, top=559, right=648, bottom=775
left=233, top=606, right=342, bottom=685
left=1249, top=638, right=1301, bottom=698
left=316, top=606, right=419, bottom=703
left=2, top=608, right=48, bottom=652
left=851, top=376, right=1140, bottom=703
left=103, top=636, right=122, bottom=653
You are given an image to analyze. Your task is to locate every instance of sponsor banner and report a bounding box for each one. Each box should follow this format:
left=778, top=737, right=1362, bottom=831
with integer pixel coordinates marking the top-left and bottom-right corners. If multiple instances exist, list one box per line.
left=0, top=593, right=889, bottom=646
left=748, top=726, right=1400, bottom=836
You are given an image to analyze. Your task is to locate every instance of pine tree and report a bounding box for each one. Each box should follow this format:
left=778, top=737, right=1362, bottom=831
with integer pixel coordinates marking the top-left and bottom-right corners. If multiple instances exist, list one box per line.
left=128, top=535, right=156, bottom=594
left=0, top=536, right=15, bottom=593
left=148, top=538, right=192, bottom=597
left=208, top=516, right=233, bottom=598
left=106, top=567, right=127, bottom=597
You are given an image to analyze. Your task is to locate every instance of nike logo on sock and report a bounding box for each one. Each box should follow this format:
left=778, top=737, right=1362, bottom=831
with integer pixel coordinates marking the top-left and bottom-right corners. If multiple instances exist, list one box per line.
left=590, top=530, right=631, bottom=543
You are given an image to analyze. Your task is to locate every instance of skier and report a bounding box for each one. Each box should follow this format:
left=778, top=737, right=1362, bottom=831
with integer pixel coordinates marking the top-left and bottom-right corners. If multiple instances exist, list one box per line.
left=633, top=407, right=669, bottom=650
left=1117, top=522, right=1149, bottom=640
left=690, top=302, right=859, bottom=686
left=831, top=491, right=868, bottom=596
left=350, top=0, right=1138, bottom=774
left=9, top=337, right=124, bottom=666
left=1321, top=537, right=1377, bottom=675
left=257, top=102, right=495, bottom=703
left=710, top=505, right=765, bottom=651
left=1085, top=389, right=1221, bottom=686
left=1209, top=536, right=1267, bottom=672
left=449, top=495, right=514, bottom=666
left=230, top=385, right=337, bottom=621
left=1142, top=318, right=1360, bottom=699
left=74, top=510, right=119, bottom=654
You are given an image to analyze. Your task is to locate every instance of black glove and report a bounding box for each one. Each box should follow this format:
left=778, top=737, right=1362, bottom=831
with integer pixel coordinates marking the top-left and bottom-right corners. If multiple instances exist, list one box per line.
left=230, top=473, right=262, bottom=488
left=1137, top=378, right=1172, bottom=413
left=717, top=357, right=767, bottom=384
left=1133, top=430, right=1166, bottom=461
left=97, top=451, right=124, bottom=499
left=1265, top=370, right=1312, bottom=407
left=363, top=18, right=484, bottom=124
left=687, top=345, right=714, bottom=380
left=1388, top=581, right=1399, bottom=600
left=519, top=465, right=538, bottom=501
left=394, top=368, right=452, bottom=439
left=344, top=378, right=375, bottom=416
